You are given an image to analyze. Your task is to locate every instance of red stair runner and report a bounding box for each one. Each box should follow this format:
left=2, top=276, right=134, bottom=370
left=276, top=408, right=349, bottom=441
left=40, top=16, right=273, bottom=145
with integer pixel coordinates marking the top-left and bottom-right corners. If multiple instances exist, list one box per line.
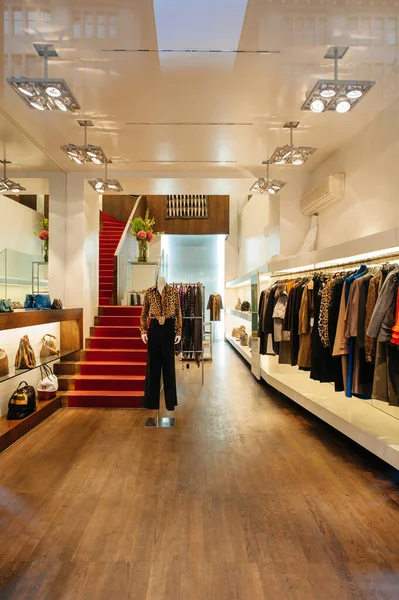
left=99, top=212, right=126, bottom=306
left=66, top=305, right=147, bottom=409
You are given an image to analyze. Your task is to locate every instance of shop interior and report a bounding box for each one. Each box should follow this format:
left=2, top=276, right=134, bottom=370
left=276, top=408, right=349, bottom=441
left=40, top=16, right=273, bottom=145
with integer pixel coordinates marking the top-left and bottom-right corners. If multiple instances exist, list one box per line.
left=1, top=1, right=399, bottom=597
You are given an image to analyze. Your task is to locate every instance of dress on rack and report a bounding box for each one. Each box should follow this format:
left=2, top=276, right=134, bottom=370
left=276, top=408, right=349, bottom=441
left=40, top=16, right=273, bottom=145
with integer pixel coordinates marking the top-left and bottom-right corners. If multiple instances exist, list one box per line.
left=207, top=293, right=223, bottom=321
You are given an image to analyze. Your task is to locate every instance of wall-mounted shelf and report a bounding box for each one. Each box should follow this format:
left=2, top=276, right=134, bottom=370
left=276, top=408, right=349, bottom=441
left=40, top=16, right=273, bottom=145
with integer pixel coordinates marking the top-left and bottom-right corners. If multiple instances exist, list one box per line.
left=226, top=308, right=252, bottom=322
left=0, top=349, right=80, bottom=385
left=226, top=334, right=251, bottom=364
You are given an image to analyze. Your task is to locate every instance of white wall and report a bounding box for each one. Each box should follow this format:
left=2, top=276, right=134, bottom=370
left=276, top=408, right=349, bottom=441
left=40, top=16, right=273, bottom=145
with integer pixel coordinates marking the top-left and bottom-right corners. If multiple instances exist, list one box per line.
left=0, top=195, right=43, bottom=256
left=307, top=97, right=399, bottom=250
left=279, top=171, right=311, bottom=257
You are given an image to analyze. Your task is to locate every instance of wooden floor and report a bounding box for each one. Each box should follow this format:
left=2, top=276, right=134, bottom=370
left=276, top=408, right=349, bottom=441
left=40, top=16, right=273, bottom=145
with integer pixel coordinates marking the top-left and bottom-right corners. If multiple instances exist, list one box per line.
left=0, top=342, right=399, bottom=599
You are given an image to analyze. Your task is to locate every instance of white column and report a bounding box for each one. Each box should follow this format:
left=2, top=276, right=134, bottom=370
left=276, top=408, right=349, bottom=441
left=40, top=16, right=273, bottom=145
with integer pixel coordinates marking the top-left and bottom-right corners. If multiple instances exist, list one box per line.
left=65, top=174, right=100, bottom=338
left=48, top=172, right=67, bottom=302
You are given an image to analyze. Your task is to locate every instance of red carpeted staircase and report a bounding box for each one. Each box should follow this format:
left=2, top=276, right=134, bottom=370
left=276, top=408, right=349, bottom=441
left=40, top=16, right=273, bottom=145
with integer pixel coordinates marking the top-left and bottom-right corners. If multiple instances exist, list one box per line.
left=58, top=306, right=147, bottom=409
left=99, top=212, right=126, bottom=306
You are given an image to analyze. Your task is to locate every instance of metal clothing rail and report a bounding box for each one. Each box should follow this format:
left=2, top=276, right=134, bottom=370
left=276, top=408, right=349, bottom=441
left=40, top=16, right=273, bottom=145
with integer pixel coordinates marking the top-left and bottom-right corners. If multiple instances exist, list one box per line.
left=269, top=251, right=399, bottom=280
left=172, top=282, right=205, bottom=385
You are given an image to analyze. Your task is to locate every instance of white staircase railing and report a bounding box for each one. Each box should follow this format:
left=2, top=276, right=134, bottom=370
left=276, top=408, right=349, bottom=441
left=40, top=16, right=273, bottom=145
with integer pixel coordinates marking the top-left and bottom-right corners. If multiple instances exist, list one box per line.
left=114, top=195, right=144, bottom=305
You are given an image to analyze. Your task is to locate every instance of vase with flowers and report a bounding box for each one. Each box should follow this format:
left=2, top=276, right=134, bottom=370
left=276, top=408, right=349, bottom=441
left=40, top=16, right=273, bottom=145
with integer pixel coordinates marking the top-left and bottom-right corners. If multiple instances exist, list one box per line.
left=34, top=214, right=49, bottom=263
left=130, top=210, right=161, bottom=263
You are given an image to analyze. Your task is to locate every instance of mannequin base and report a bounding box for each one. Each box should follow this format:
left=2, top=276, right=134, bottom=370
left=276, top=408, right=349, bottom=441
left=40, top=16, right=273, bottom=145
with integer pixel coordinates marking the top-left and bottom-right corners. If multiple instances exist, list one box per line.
left=145, top=416, right=175, bottom=428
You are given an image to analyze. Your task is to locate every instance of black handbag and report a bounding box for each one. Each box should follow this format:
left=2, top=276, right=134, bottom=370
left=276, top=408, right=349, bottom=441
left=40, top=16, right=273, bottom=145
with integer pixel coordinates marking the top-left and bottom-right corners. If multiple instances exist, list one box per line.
left=240, top=300, right=251, bottom=312
left=7, top=381, right=37, bottom=420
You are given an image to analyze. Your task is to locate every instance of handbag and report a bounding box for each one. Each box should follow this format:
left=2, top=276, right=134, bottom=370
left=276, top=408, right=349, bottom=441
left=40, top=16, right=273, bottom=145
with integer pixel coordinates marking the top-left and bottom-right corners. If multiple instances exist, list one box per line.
left=232, top=327, right=241, bottom=338
left=240, top=332, right=249, bottom=346
left=37, top=364, right=58, bottom=400
left=0, top=349, right=9, bottom=377
left=51, top=298, right=63, bottom=310
left=40, top=334, right=60, bottom=358
left=15, top=336, right=36, bottom=369
left=7, top=381, right=37, bottom=420
left=235, top=298, right=241, bottom=310
left=24, top=294, right=51, bottom=310
left=12, top=301, right=24, bottom=309
left=0, top=300, right=14, bottom=313
left=240, top=301, right=251, bottom=312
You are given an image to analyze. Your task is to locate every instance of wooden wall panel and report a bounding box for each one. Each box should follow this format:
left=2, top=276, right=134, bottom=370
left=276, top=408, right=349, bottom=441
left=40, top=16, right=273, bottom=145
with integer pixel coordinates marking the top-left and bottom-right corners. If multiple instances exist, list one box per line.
left=102, top=195, right=145, bottom=223
left=146, top=195, right=229, bottom=234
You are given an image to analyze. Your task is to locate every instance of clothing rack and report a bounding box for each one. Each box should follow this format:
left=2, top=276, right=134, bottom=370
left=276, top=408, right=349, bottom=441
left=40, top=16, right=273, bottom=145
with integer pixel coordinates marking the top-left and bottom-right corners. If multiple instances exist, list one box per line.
left=268, top=251, right=399, bottom=281
left=172, top=282, right=205, bottom=385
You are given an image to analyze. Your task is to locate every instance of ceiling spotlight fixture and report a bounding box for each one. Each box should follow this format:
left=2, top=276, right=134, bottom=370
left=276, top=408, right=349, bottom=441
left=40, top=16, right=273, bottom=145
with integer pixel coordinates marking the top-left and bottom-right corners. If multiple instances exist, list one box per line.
left=250, top=161, right=287, bottom=195
left=302, top=46, right=375, bottom=114
left=310, top=99, right=325, bottom=113
left=61, top=120, right=107, bottom=165
left=336, top=100, right=351, bottom=114
left=0, top=160, right=26, bottom=194
left=88, top=160, right=123, bottom=194
left=7, top=44, right=80, bottom=112
left=268, top=122, right=317, bottom=166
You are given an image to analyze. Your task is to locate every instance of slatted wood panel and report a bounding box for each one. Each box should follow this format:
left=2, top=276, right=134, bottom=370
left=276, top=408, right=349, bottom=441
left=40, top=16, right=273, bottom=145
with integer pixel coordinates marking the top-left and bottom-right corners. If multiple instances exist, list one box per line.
left=0, top=342, right=398, bottom=599
left=146, top=195, right=230, bottom=234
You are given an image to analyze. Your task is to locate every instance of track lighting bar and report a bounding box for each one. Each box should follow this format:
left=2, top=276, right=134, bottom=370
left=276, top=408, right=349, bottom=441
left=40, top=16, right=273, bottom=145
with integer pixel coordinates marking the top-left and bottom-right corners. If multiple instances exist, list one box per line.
left=250, top=162, right=287, bottom=195
left=61, top=121, right=107, bottom=165
left=88, top=161, right=123, bottom=194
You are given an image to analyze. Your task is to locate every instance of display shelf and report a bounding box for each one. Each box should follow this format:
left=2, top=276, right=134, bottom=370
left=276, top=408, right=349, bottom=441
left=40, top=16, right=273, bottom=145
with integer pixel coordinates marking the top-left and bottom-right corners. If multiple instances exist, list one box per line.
left=226, top=308, right=252, bottom=321
left=225, top=227, right=399, bottom=288
left=226, top=334, right=251, bottom=364
left=260, top=355, right=399, bottom=470
left=0, top=394, right=62, bottom=454
left=0, top=349, right=80, bottom=385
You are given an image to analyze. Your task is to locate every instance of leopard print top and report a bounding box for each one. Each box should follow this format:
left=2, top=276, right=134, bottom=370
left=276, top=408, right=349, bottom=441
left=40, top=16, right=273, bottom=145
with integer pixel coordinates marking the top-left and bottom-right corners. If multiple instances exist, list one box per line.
left=318, top=278, right=336, bottom=348
left=140, top=284, right=182, bottom=335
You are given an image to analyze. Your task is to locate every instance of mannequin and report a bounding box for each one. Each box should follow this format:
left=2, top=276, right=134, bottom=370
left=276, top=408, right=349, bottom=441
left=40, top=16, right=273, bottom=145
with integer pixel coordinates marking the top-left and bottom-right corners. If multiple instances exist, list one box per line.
left=141, top=277, right=181, bottom=345
left=140, top=277, right=182, bottom=412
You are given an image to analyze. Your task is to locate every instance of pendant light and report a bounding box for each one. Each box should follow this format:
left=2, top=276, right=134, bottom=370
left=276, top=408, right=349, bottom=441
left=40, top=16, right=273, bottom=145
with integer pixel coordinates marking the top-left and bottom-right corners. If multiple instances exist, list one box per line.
left=88, top=160, right=123, bottom=194
left=250, top=161, right=287, bottom=194
left=268, top=122, right=317, bottom=166
left=0, top=160, right=26, bottom=194
left=302, top=47, right=375, bottom=114
left=61, top=120, right=107, bottom=165
left=7, top=44, right=80, bottom=112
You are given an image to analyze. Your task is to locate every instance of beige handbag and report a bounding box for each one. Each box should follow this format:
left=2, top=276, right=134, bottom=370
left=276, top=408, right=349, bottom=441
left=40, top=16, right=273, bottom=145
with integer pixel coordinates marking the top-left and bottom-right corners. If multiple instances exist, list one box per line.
left=0, top=349, right=9, bottom=377
left=40, top=334, right=60, bottom=358
left=235, top=298, right=241, bottom=310
left=15, top=336, right=36, bottom=370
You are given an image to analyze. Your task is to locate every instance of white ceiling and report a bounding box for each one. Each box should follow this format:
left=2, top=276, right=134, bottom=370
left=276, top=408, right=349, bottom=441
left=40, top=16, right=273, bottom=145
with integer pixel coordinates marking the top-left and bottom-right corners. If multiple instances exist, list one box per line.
left=1, top=0, right=399, bottom=185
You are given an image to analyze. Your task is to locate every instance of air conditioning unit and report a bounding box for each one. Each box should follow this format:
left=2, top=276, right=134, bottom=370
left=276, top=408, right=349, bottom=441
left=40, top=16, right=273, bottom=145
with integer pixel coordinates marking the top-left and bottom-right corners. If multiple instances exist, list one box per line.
left=300, top=173, right=345, bottom=216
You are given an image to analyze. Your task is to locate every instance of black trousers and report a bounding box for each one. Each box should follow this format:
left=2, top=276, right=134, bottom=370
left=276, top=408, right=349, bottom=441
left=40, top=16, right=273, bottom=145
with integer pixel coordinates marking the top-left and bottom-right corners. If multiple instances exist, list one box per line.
left=144, top=318, right=177, bottom=411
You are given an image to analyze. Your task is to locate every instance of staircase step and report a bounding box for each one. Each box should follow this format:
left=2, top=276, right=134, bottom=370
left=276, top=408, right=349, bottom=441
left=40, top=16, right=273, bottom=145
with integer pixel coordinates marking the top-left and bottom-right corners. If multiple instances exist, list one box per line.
left=74, top=375, right=145, bottom=391
left=91, top=326, right=142, bottom=338
left=87, top=337, right=146, bottom=349
left=65, top=391, right=143, bottom=409
left=84, top=348, right=147, bottom=362
left=99, top=306, right=142, bottom=316
left=95, top=316, right=141, bottom=327
left=79, top=362, right=146, bottom=376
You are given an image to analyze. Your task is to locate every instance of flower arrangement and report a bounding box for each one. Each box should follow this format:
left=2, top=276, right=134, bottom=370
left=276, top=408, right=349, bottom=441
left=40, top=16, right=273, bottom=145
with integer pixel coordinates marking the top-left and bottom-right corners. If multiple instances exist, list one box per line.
left=34, top=214, right=49, bottom=263
left=130, top=210, right=161, bottom=262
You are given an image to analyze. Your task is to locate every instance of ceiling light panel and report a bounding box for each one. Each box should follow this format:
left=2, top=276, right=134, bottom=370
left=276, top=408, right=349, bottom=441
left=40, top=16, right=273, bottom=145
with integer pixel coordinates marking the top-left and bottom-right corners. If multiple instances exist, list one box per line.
left=250, top=177, right=286, bottom=195
left=268, top=145, right=316, bottom=166
left=302, top=79, right=375, bottom=113
left=61, top=144, right=107, bottom=165
left=7, top=78, right=80, bottom=112
left=88, top=178, right=123, bottom=194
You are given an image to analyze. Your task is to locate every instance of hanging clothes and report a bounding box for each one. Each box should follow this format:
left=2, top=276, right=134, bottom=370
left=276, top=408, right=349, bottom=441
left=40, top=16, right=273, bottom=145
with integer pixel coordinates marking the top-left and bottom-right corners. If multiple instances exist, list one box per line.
left=207, top=293, right=223, bottom=321
left=297, top=282, right=313, bottom=370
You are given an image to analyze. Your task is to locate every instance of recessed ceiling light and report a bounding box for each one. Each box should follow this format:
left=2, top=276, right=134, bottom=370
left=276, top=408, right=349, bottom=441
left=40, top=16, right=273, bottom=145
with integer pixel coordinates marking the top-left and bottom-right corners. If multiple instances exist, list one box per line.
left=336, top=100, right=351, bottom=113
left=346, top=87, right=363, bottom=99
left=310, top=98, right=325, bottom=113
left=46, top=85, right=61, bottom=98
left=29, top=97, right=46, bottom=110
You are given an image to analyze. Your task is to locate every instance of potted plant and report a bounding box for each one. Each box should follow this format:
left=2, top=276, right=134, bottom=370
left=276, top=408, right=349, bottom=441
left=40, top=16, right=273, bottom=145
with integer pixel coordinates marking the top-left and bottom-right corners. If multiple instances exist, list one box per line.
left=34, top=214, right=49, bottom=263
left=130, top=210, right=161, bottom=263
